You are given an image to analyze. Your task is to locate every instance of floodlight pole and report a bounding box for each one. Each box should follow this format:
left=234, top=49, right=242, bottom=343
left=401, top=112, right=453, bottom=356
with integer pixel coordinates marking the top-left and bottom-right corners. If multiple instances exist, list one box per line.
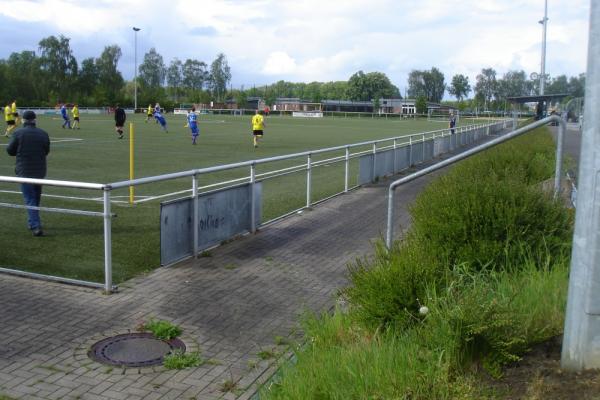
left=133, top=27, right=141, bottom=111
left=539, top=0, right=548, bottom=95
left=561, top=0, right=600, bottom=371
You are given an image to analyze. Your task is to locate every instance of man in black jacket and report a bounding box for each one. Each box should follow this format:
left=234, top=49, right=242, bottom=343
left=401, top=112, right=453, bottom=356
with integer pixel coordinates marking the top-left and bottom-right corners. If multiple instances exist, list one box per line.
left=114, top=104, right=126, bottom=139
left=6, top=110, right=50, bottom=236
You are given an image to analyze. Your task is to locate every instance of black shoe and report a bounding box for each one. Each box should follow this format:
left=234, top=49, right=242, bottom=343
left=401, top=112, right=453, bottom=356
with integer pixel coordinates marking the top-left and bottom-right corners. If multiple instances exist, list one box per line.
left=119, top=134, right=124, bottom=139
left=32, top=228, right=44, bottom=237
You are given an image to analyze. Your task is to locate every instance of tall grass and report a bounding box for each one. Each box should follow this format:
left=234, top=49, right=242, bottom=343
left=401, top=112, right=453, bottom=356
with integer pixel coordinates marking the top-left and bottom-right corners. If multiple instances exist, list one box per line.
left=262, top=257, right=569, bottom=399
left=346, top=129, right=572, bottom=332
left=260, top=128, right=573, bottom=399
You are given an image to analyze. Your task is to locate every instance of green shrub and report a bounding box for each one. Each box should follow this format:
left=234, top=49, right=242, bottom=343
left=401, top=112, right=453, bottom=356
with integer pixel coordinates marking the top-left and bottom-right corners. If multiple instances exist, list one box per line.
left=344, top=241, right=441, bottom=331
left=143, top=319, right=182, bottom=340
left=346, top=129, right=571, bottom=331
left=409, top=173, right=572, bottom=271
left=423, top=254, right=569, bottom=378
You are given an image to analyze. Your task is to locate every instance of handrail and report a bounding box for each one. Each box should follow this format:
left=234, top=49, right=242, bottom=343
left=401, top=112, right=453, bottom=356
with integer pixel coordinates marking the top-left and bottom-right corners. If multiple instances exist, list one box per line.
left=109, top=122, right=494, bottom=189
left=0, top=118, right=506, bottom=292
left=385, top=115, right=566, bottom=248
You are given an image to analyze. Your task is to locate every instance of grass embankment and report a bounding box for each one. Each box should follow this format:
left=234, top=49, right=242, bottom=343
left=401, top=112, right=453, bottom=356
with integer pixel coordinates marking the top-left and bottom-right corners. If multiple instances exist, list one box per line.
left=261, top=128, right=573, bottom=399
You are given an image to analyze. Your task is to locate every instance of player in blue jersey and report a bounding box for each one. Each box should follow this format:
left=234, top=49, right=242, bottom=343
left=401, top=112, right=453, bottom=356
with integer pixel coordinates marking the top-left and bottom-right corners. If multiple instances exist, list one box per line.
left=154, top=108, right=168, bottom=132
left=186, top=107, right=199, bottom=145
left=60, top=103, right=71, bottom=129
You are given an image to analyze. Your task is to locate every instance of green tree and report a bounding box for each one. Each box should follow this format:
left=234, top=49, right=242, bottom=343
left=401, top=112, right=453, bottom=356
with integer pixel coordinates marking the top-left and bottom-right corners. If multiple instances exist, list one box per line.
left=38, top=35, right=78, bottom=102
left=408, top=68, right=445, bottom=102
left=320, top=81, right=348, bottom=99
left=347, top=71, right=399, bottom=101
left=166, top=58, right=183, bottom=101
left=415, top=95, right=427, bottom=114
left=6, top=51, right=42, bottom=104
left=426, top=67, right=445, bottom=103
left=208, top=53, right=231, bottom=101
left=546, top=74, right=569, bottom=95
left=77, top=57, right=98, bottom=103
left=568, top=74, right=585, bottom=97
left=139, top=48, right=166, bottom=89
left=182, top=59, right=208, bottom=91
left=448, top=74, right=471, bottom=102
left=495, top=70, right=531, bottom=100
left=95, top=45, right=124, bottom=105
left=474, top=68, right=497, bottom=109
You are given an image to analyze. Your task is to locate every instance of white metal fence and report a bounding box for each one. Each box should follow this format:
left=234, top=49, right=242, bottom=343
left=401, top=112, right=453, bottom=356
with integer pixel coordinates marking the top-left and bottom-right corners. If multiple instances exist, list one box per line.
left=0, top=120, right=507, bottom=292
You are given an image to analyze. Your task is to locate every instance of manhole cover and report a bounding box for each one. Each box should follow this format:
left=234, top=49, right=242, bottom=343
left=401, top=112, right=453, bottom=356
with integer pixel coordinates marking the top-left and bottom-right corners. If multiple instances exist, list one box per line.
left=88, top=332, right=186, bottom=367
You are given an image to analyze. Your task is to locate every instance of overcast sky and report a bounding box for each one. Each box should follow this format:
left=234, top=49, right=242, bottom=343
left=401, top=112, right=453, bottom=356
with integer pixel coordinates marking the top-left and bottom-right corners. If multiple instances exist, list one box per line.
left=0, top=0, right=590, bottom=96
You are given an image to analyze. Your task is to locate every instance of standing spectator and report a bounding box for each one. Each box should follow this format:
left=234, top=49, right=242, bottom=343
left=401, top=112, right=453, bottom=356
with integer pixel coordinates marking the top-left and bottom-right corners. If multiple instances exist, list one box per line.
left=60, top=103, right=71, bottom=129
left=6, top=110, right=50, bottom=236
left=4, top=103, right=16, bottom=137
left=449, top=112, right=456, bottom=134
left=71, top=104, right=80, bottom=129
left=114, top=104, right=126, bottom=139
left=251, top=109, right=265, bottom=148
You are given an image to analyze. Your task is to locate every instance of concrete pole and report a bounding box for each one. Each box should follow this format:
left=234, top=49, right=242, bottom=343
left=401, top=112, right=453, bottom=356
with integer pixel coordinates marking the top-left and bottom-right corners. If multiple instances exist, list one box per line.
left=561, top=0, right=600, bottom=371
left=539, top=0, right=548, bottom=95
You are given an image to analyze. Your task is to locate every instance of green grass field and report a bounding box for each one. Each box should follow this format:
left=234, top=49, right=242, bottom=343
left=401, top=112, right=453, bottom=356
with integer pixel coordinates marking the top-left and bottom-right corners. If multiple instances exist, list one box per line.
left=0, top=113, right=476, bottom=284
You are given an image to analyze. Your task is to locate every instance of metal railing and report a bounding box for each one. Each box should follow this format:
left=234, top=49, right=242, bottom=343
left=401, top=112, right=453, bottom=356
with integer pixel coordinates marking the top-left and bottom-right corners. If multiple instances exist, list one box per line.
left=0, top=119, right=506, bottom=292
left=385, top=115, right=566, bottom=248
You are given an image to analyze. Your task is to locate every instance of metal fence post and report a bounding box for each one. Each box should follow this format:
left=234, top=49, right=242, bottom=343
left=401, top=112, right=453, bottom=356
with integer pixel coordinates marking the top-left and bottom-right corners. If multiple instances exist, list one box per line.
left=409, top=136, right=413, bottom=166
left=422, top=134, right=425, bottom=161
left=250, top=163, right=257, bottom=232
left=562, top=0, right=600, bottom=371
left=306, top=153, right=312, bottom=208
left=393, top=138, right=397, bottom=173
left=385, top=186, right=395, bottom=248
left=192, top=173, right=199, bottom=257
left=344, top=146, right=350, bottom=192
left=372, top=143, right=377, bottom=182
left=103, top=188, right=113, bottom=293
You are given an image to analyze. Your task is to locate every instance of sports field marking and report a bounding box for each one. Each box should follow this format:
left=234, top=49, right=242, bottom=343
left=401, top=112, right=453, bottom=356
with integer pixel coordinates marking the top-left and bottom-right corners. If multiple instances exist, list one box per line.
left=0, top=189, right=141, bottom=204
left=51, top=138, right=84, bottom=143
left=0, top=137, right=83, bottom=146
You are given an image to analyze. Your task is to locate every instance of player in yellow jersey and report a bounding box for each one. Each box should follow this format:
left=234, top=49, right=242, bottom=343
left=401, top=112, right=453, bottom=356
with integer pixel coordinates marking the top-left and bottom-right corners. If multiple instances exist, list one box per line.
left=145, top=104, right=153, bottom=122
left=251, top=109, right=265, bottom=148
left=4, top=103, right=16, bottom=137
left=71, top=104, right=80, bottom=129
left=11, top=99, right=19, bottom=126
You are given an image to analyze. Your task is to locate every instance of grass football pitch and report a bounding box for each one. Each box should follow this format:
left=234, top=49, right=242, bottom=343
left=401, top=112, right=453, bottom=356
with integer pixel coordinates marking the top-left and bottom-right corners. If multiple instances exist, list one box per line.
left=0, top=113, right=472, bottom=284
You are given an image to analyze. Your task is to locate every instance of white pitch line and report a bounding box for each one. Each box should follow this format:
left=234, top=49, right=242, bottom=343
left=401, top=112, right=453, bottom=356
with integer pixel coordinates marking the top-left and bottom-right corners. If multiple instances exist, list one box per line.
left=0, top=138, right=83, bottom=146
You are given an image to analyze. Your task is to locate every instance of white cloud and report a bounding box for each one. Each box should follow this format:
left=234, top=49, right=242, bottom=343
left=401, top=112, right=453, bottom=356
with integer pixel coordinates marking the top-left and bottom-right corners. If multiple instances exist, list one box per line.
left=0, top=0, right=590, bottom=93
left=262, top=51, right=297, bottom=75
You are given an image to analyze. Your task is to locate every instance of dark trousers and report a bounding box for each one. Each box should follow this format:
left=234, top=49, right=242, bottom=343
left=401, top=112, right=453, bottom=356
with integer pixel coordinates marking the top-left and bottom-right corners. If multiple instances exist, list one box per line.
left=21, top=183, right=42, bottom=230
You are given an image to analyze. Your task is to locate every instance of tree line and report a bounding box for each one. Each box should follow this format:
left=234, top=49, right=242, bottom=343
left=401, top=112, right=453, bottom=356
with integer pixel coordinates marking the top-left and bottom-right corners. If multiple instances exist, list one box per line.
left=0, top=34, right=586, bottom=111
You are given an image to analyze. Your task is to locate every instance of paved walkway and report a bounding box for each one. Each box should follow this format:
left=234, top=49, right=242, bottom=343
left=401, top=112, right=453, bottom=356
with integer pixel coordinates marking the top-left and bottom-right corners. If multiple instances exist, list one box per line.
left=0, top=128, right=524, bottom=400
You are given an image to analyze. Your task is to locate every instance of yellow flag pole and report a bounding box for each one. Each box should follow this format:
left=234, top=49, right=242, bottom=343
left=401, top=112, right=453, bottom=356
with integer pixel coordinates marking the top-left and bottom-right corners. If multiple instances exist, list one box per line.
left=129, top=122, right=134, bottom=204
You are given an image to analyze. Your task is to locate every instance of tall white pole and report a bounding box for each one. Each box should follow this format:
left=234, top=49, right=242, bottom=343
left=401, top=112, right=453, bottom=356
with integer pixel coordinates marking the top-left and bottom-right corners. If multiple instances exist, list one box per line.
left=539, top=0, right=548, bottom=95
left=561, top=0, right=600, bottom=371
left=133, top=27, right=140, bottom=111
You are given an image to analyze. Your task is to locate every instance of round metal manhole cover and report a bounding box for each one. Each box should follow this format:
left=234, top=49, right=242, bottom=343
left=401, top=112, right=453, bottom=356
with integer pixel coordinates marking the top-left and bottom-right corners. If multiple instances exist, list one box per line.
left=88, top=332, right=186, bottom=367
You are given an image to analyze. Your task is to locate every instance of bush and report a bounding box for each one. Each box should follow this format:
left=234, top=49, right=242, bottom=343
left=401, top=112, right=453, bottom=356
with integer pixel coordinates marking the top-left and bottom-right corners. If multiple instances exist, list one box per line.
left=409, top=173, right=572, bottom=271
left=346, top=129, right=572, bottom=331
left=344, top=242, right=440, bottom=331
